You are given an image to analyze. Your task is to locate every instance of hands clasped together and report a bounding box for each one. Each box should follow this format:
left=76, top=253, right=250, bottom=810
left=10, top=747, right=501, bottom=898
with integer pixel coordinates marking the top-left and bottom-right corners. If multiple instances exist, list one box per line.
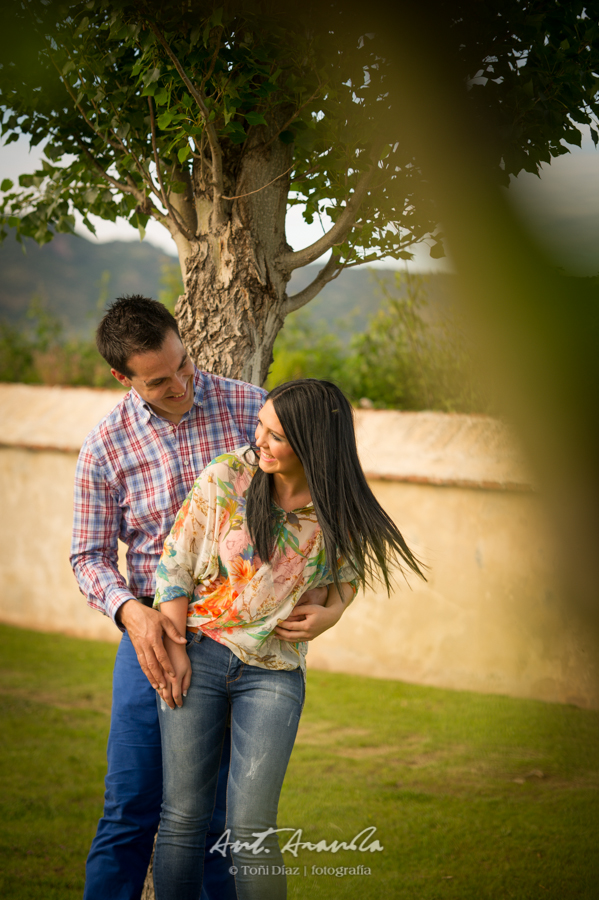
left=119, top=583, right=353, bottom=710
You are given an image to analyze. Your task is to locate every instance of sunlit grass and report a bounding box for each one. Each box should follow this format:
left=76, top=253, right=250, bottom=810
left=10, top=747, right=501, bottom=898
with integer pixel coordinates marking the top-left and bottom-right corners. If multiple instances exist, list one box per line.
left=1, top=623, right=597, bottom=899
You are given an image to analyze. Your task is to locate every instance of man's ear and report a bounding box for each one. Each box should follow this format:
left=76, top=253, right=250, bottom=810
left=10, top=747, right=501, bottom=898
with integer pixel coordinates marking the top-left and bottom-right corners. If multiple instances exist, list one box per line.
left=111, top=368, right=133, bottom=388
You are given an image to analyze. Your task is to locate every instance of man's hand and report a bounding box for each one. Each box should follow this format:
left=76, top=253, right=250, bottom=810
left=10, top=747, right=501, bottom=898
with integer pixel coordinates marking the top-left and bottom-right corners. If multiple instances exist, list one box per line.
left=117, top=599, right=187, bottom=691
left=274, top=602, right=343, bottom=642
left=275, top=583, right=354, bottom=642
left=277, top=584, right=328, bottom=638
left=293, top=585, right=328, bottom=612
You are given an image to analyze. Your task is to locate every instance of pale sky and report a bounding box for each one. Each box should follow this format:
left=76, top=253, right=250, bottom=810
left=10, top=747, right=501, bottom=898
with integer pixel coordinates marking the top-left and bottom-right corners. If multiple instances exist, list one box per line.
left=2, top=132, right=599, bottom=274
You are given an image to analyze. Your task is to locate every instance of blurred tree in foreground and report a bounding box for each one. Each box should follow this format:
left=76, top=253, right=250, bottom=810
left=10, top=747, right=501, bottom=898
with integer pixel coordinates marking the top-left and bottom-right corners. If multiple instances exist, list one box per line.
left=268, top=271, right=490, bottom=413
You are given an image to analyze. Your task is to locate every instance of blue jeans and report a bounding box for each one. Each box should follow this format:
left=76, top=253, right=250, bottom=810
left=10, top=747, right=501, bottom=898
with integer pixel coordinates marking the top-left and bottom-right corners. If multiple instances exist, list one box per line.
left=84, top=632, right=236, bottom=900
left=153, top=633, right=304, bottom=900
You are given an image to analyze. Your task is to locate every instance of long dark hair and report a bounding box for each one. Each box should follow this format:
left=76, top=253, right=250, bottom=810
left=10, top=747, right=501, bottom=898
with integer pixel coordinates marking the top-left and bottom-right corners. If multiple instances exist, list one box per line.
left=245, top=379, right=424, bottom=593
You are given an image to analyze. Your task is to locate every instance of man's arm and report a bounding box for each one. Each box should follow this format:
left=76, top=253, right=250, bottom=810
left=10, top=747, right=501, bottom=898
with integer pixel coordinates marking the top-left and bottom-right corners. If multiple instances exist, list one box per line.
left=274, top=582, right=356, bottom=642
left=70, top=446, right=185, bottom=690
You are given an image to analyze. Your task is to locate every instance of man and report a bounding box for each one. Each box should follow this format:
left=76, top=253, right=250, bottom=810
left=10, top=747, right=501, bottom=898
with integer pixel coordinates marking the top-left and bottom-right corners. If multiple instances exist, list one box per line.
left=71, top=295, right=330, bottom=900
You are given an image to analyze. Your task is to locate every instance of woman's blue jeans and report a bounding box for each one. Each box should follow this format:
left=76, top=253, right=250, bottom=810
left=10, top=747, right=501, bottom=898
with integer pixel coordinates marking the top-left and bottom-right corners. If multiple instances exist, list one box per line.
left=153, top=633, right=304, bottom=900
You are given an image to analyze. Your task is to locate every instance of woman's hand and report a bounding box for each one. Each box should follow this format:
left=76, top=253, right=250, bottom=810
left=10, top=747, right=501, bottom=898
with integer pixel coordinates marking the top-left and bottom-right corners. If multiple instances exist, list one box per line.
left=158, top=639, right=192, bottom=710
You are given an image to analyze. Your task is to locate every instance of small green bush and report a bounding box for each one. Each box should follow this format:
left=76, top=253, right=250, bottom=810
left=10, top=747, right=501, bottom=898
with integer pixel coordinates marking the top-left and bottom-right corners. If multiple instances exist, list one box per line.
left=0, top=296, right=119, bottom=388
left=268, top=271, right=492, bottom=413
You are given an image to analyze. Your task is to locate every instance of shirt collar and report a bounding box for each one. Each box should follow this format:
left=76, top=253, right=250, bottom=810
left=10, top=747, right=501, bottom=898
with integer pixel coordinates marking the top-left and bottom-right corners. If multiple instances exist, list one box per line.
left=192, top=367, right=205, bottom=408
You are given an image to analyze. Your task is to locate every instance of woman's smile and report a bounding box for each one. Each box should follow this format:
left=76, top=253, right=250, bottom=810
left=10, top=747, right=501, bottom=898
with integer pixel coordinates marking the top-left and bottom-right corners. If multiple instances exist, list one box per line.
left=254, top=400, right=304, bottom=478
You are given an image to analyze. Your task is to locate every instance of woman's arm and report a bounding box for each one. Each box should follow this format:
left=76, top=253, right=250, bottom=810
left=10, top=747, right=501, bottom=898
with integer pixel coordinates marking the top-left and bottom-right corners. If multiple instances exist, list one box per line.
left=273, top=582, right=355, bottom=642
left=157, top=596, right=192, bottom=710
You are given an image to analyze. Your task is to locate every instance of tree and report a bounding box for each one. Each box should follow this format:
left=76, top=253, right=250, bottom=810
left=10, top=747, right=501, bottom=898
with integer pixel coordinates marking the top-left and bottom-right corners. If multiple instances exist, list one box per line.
left=1, top=0, right=599, bottom=385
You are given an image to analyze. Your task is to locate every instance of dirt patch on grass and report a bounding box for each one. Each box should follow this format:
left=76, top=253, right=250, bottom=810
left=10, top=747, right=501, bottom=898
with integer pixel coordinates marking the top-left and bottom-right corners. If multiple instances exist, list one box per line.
left=0, top=685, right=112, bottom=715
left=295, top=721, right=372, bottom=744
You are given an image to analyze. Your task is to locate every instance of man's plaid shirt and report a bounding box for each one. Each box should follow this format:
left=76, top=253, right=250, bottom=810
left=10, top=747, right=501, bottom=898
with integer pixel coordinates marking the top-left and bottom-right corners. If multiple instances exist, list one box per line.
left=70, top=368, right=266, bottom=625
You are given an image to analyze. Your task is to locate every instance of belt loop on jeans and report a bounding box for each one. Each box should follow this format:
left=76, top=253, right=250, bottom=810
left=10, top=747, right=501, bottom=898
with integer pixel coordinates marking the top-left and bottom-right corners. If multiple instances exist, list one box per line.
left=136, top=596, right=154, bottom=608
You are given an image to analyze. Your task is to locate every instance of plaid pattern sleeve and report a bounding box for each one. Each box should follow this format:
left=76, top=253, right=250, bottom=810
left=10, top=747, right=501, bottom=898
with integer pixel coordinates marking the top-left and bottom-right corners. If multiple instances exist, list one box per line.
left=70, top=370, right=267, bottom=627
left=70, top=442, right=136, bottom=624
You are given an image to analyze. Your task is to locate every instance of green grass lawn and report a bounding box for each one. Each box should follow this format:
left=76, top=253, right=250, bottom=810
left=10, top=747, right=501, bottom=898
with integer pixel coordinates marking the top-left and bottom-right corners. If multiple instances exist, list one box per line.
left=1, top=623, right=598, bottom=899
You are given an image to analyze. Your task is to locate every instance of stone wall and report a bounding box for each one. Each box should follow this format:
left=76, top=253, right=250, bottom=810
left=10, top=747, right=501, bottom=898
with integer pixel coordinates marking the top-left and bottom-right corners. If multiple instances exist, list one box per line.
left=1, top=383, right=597, bottom=707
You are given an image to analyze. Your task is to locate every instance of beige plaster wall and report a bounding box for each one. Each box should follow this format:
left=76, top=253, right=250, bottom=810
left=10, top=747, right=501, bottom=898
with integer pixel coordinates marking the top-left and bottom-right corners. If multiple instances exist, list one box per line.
left=0, top=446, right=124, bottom=644
left=0, top=384, right=597, bottom=708
left=307, top=481, right=599, bottom=708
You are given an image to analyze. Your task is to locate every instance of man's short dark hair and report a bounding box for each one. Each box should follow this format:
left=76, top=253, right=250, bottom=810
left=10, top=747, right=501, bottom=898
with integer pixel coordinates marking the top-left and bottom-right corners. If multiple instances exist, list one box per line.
left=96, top=295, right=180, bottom=377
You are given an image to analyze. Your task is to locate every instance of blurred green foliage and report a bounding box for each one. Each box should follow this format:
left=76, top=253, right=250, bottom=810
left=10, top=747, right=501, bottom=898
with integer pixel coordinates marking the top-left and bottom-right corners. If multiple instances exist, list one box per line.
left=1, top=265, right=490, bottom=414
left=0, top=295, right=118, bottom=388
left=0, top=261, right=185, bottom=387
left=158, top=260, right=184, bottom=314
left=268, top=271, right=491, bottom=413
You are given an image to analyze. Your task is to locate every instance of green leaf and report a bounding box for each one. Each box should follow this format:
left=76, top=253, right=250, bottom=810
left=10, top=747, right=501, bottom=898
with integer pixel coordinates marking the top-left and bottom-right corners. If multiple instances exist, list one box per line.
left=157, top=111, right=174, bottom=130
left=244, top=111, right=267, bottom=127
left=223, top=121, right=247, bottom=143
left=429, top=242, right=445, bottom=259
left=177, top=145, right=191, bottom=163
left=1, top=179, right=14, bottom=192
left=145, top=67, right=161, bottom=86
left=279, top=130, right=295, bottom=144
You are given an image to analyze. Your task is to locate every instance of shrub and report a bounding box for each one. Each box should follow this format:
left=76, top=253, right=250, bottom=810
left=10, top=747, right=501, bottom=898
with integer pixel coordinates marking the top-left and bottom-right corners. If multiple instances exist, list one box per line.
left=268, top=270, right=492, bottom=413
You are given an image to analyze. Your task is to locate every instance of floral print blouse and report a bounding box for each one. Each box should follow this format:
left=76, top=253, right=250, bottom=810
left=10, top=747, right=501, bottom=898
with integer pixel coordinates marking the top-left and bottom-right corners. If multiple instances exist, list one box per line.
left=154, top=447, right=358, bottom=673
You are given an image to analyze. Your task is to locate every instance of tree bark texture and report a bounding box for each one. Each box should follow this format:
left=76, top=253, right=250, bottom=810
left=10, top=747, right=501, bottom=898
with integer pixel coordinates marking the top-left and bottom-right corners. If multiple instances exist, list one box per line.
left=173, top=124, right=295, bottom=386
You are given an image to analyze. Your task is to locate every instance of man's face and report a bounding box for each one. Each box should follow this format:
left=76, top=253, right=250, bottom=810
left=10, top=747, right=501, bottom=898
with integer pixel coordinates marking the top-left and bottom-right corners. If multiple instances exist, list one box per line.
left=112, top=330, right=195, bottom=424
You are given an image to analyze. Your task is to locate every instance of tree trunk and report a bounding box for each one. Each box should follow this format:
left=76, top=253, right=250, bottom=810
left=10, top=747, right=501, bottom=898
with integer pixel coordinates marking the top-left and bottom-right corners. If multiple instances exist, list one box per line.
left=175, top=125, right=294, bottom=386
left=141, top=845, right=155, bottom=900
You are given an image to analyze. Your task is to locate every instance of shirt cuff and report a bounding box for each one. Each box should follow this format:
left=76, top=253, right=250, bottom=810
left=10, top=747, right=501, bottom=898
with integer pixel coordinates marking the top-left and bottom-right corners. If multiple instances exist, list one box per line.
left=108, top=589, right=139, bottom=632
left=154, top=585, right=194, bottom=608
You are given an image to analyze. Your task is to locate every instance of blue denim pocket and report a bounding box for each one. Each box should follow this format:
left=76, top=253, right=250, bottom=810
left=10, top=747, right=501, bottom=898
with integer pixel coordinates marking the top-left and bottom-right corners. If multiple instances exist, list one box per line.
left=185, top=630, right=203, bottom=647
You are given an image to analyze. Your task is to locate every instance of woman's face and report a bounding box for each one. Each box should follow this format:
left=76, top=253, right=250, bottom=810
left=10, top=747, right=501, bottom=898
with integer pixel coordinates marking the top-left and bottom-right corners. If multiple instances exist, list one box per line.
left=255, top=400, right=304, bottom=478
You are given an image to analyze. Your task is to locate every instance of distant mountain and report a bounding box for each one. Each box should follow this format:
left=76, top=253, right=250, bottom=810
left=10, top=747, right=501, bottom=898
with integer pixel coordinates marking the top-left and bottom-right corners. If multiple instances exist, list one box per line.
left=0, top=232, right=173, bottom=335
left=0, top=230, right=459, bottom=338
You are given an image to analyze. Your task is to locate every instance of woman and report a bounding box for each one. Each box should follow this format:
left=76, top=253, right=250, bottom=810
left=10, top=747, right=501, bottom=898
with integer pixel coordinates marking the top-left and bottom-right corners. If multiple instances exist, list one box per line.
left=152, top=379, right=423, bottom=900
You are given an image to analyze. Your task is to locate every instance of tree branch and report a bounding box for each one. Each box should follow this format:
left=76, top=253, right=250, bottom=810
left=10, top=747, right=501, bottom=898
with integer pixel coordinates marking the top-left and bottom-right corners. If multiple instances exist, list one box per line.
left=148, top=97, right=195, bottom=242
left=52, top=51, right=159, bottom=203
left=280, top=153, right=381, bottom=271
left=76, top=139, right=143, bottom=198
left=200, top=26, right=223, bottom=93
left=75, top=140, right=177, bottom=238
left=50, top=56, right=122, bottom=154
left=282, top=254, right=342, bottom=315
left=222, top=164, right=294, bottom=201
left=149, top=22, right=225, bottom=224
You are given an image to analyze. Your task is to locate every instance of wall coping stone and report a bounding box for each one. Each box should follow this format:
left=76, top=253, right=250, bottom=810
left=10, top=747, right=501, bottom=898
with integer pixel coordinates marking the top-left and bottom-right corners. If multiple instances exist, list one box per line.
left=0, top=383, right=534, bottom=490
